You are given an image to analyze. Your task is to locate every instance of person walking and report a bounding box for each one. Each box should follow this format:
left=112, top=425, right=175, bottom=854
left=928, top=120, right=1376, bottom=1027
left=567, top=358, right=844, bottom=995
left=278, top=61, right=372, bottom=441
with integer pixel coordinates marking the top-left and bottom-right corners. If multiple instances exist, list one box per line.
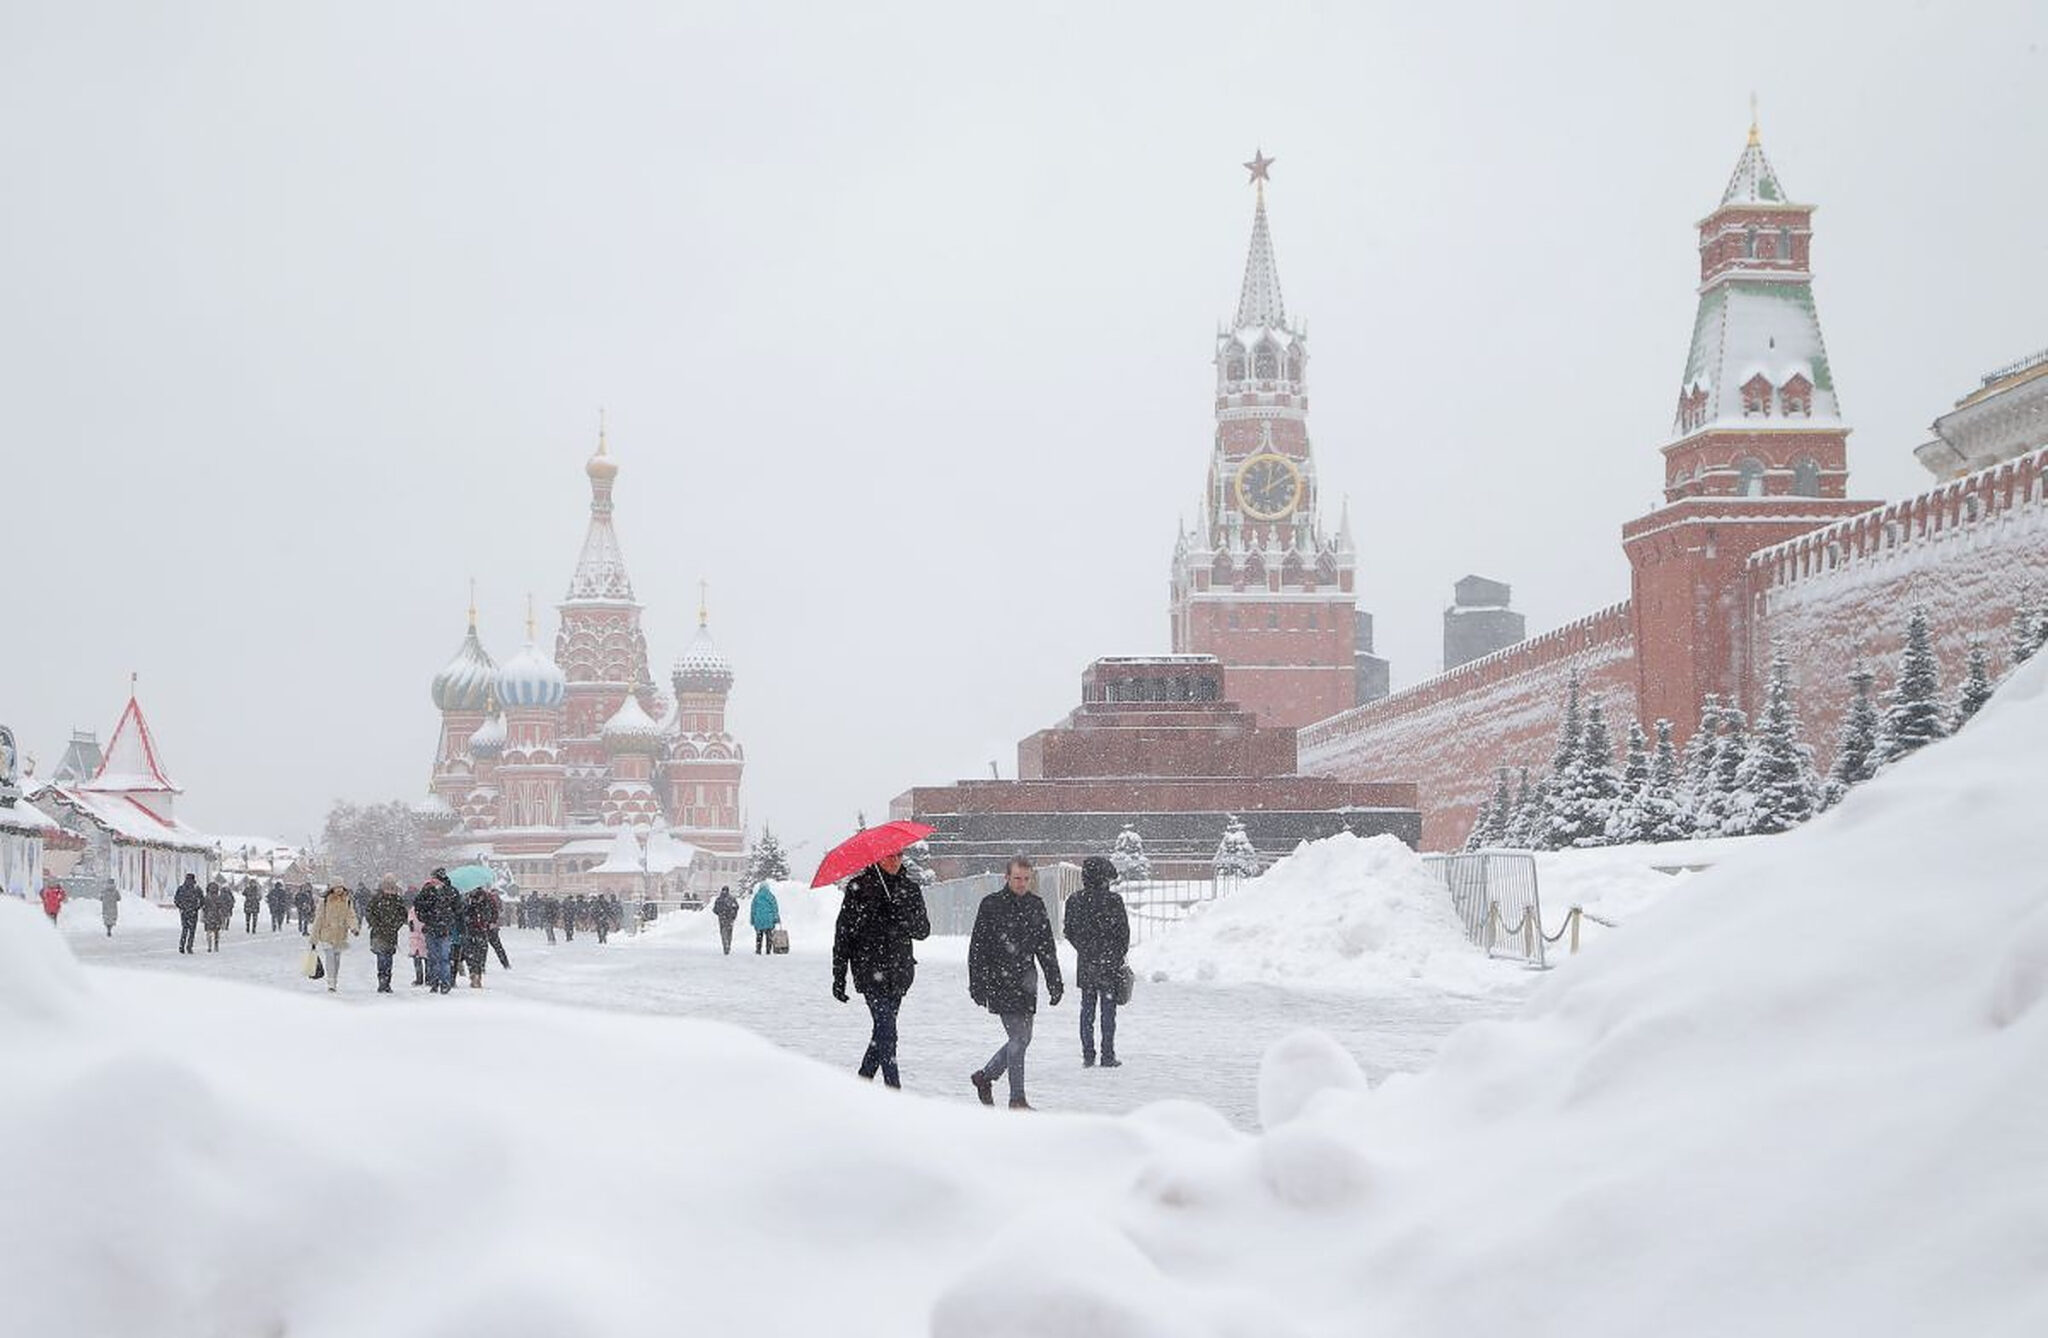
left=242, top=880, right=261, bottom=934
left=308, top=883, right=358, bottom=992
left=750, top=883, right=781, bottom=955
left=967, top=855, right=1063, bottom=1111
left=712, top=885, right=739, bottom=955
left=406, top=900, right=428, bottom=987
left=1064, top=855, right=1131, bottom=1069
left=266, top=880, right=287, bottom=932
left=415, top=871, right=463, bottom=993
left=830, top=852, right=931, bottom=1088
left=365, top=876, right=409, bottom=994
left=593, top=892, right=613, bottom=946
left=173, top=873, right=203, bottom=953
left=99, top=881, right=120, bottom=937
left=462, top=884, right=501, bottom=988
left=561, top=894, right=579, bottom=943
left=293, top=885, right=315, bottom=935
left=39, top=878, right=66, bottom=924
left=202, top=880, right=234, bottom=952
left=539, top=894, right=558, bottom=945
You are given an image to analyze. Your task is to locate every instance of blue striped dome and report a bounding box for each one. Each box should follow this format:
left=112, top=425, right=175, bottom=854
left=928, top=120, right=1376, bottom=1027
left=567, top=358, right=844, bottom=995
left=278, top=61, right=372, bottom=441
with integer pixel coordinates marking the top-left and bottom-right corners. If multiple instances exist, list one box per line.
left=496, top=639, right=567, bottom=710
left=431, top=624, right=498, bottom=713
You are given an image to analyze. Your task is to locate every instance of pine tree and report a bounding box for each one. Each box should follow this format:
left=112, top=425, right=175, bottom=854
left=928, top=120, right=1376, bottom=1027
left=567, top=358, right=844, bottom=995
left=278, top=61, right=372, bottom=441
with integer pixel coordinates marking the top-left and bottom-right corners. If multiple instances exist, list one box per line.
left=1482, top=767, right=1515, bottom=847
left=1536, top=675, right=1591, bottom=849
left=1681, top=694, right=1724, bottom=829
left=1552, top=669, right=1585, bottom=776
left=1213, top=815, right=1259, bottom=877
left=1706, top=702, right=1751, bottom=836
left=1954, top=641, right=1995, bottom=729
left=1736, top=652, right=1819, bottom=835
left=1462, top=800, right=1492, bottom=852
left=1823, top=664, right=1881, bottom=808
left=1609, top=722, right=1652, bottom=844
left=1110, top=824, right=1152, bottom=884
left=1879, top=606, right=1947, bottom=767
left=1550, top=699, right=1622, bottom=849
left=1501, top=767, right=1537, bottom=848
left=2010, top=590, right=2043, bottom=674
left=1639, top=720, right=1692, bottom=843
left=743, top=826, right=792, bottom=886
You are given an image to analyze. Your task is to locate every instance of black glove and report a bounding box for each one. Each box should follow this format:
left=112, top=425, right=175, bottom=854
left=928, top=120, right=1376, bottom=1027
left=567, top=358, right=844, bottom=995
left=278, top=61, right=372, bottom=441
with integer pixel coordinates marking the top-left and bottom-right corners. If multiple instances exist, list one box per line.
left=832, top=981, right=849, bottom=1003
left=1048, top=984, right=1064, bottom=1007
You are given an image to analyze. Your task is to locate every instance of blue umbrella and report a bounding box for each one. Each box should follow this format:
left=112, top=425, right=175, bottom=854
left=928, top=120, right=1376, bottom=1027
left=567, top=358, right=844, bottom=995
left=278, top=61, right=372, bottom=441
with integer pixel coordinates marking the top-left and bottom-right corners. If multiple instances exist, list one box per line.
left=446, top=864, right=498, bottom=893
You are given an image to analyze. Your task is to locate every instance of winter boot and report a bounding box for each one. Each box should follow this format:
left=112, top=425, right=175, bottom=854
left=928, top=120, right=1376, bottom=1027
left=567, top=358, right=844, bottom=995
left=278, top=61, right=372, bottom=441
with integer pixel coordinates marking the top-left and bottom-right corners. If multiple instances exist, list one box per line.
left=1008, top=1096, right=1034, bottom=1111
left=469, top=969, right=482, bottom=989
left=1082, top=1053, right=1095, bottom=1068
left=1100, top=1055, right=1122, bottom=1069
left=969, top=1071, right=995, bottom=1107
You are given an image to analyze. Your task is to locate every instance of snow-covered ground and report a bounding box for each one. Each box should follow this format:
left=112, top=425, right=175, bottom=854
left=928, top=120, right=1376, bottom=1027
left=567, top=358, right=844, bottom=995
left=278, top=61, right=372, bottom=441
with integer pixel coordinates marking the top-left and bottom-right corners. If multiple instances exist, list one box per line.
left=10, top=655, right=2048, bottom=1333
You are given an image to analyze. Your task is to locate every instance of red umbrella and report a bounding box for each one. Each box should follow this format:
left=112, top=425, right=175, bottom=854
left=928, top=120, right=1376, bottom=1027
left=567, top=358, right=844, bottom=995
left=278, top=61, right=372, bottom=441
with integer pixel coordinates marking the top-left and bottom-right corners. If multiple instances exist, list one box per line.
left=810, top=821, right=936, bottom=888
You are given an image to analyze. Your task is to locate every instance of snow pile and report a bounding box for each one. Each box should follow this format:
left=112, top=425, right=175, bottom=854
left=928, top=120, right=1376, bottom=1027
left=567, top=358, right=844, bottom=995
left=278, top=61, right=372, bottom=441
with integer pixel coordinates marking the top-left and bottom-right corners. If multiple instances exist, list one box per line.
left=635, top=877, right=841, bottom=952
left=56, top=889, right=181, bottom=937
left=0, top=897, right=87, bottom=1024
left=1131, top=832, right=1522, bottom=995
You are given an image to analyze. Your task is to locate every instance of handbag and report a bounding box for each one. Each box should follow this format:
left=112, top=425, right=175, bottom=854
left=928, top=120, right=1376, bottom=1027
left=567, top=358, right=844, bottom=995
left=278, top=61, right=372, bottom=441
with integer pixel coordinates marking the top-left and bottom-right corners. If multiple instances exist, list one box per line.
left=1113, top=962, right=1135, bottom=1007
left=302, top=948, right=324, bottom=980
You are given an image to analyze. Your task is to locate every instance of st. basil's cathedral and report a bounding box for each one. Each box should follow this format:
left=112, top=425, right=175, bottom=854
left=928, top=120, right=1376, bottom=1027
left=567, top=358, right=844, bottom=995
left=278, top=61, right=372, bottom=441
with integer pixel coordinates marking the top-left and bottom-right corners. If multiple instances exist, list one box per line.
left=422, top=431, right=746, bottom=894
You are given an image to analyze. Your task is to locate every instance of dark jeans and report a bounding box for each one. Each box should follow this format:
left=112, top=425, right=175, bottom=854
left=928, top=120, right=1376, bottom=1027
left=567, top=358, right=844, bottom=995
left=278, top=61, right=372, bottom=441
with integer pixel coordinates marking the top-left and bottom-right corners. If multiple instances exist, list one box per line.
left=373, top=949, right=395, bottom=988
left=1080, top=987, right=1118, bottom=1061
left=178, top=911, right=198, bottom=953
left=426, top=932, right=454, bottom=989
left=718, top=918, right=735, bottom=953
left=244, top=908, right=258, bottom=933
left=756, top=927, right=774, bottom=954
left=983, top=1012, right=1034, bottom=1102
left=859, top=991, right=904, bottom=1087
left=270, top=909, right=285, bottom=931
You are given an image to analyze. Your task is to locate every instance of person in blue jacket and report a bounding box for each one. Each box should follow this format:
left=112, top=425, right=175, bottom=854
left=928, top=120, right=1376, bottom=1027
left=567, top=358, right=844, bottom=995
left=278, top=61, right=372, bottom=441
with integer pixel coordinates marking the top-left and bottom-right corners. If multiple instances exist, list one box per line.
left=750, top=883, right=781, bottom=954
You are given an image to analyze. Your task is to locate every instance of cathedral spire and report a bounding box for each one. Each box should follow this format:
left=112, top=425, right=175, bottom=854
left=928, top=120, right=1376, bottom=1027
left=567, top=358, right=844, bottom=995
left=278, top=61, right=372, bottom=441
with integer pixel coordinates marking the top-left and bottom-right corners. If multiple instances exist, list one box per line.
left=567, top=422, right=635, bottom=602
left=1234, top=149, right=1287, bottom=331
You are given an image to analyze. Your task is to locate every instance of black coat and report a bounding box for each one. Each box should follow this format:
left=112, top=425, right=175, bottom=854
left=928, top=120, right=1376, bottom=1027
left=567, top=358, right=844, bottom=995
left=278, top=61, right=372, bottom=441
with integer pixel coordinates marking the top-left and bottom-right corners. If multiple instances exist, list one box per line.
left=833, top=866, right=931, bottom=998
left=415, top=883, right=463, bottom=935
left=968, top=889, right=1062, bottom=1016
left=173, top=880, right=203, bottom=914
left=1062, top=886, right=1130, bottom=992
left=712, top=890, right=739, bottom=922
left=365, top=891, right=410, bottom=953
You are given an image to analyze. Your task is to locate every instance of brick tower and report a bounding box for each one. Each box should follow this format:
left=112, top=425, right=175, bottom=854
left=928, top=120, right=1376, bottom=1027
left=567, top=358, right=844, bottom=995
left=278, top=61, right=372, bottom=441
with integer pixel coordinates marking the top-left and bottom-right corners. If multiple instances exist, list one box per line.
left=555, top=425, right=658, bottom=821
left=1624, top=117, right=1875, bottom=731
left=659, top=587, right=746, bottom=854
left=1170, top=151, right=1365, bottom=727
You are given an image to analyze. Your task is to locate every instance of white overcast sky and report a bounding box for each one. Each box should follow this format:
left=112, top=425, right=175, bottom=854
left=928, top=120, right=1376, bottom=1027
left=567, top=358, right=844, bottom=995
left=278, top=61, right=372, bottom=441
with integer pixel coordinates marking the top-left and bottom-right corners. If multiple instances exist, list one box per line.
left=4, top=1, right=2043, bottom=858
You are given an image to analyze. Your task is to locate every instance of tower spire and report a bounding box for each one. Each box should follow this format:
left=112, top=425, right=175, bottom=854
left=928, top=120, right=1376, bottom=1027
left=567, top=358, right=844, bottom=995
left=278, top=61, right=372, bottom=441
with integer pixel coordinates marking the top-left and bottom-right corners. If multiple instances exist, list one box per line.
left=1234, top=149, right=1287, bottom=331
left=468, top=578, right=478, bottom=629
left=526, top=592, right=537, bottom=641
left=1748, top=92, right=1760, bottom=147
left=698, top=579, right=709, bottom=628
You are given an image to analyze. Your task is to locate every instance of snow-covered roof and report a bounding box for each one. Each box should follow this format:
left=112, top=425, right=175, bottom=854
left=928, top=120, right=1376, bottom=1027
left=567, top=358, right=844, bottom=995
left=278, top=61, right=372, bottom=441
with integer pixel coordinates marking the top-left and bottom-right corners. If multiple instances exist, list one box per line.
left=673, top=622, right=734, bottom=693
left=45, top=785, right=214, bottom=852
left=1720, top=134, right=1788, bottom=206
left=590, top=828, right=646, bottom=875
left=552, top=835, right=621, bottom=858
left=1672, top=280, right=1842, bottom=437
left=431, top=621, right=498, bottom=713
left=565, top=454, right=637, bottom=603
left=77, top=693, right=179, bottom=795
left=0, top=799, right=62, bottom=836
left=644, top=829, right=702, bottom=874
left=601, top=695, right=664, bottom=752
left=496, top=638, right=567, bottom=709
left=467, top=712, right=507, bottom=759
left=1234, top=186, right=1288, bottom=331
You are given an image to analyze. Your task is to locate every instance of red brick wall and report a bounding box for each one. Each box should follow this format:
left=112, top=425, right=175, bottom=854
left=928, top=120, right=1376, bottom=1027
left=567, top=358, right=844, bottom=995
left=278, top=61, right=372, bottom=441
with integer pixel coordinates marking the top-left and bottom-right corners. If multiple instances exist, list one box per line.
left=1300, top=604, right=1638, bottom=850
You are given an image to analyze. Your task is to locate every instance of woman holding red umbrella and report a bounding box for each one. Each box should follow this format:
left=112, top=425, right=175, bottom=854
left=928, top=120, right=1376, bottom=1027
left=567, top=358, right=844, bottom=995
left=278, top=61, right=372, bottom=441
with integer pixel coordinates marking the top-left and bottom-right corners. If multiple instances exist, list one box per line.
left=823, top=823, right=934, bottom=1089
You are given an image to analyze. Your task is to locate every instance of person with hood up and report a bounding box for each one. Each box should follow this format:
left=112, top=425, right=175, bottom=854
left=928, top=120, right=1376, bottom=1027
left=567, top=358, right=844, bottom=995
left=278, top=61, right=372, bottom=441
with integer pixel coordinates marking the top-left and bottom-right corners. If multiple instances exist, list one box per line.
left=461, top=884, right=501, bottom=988
left=308, top=883, right=359, bottom=992
left=293, top=885, right=316, bottom=935
left=99, top=881, right=120, bottom=937
left=966, top=855, right=1063, bottom=1111
left=365, top=876, right=409, bottom=994
left=173, top=873, right=203, bottom=953
left=750, top=883, right=781, bottom=954
left=266, top=880, right=287, bottom=931
left=1063, top=855, right=1131, bottom=1068
left=242, top=879, right=261, bottom=934
left=712, top=885, right=739, bottom=955
left=414, top=870, right=464, bottom=993
left=830, top=853, right=931, bottom=1088
left=202, top=880, right=235, bottom=952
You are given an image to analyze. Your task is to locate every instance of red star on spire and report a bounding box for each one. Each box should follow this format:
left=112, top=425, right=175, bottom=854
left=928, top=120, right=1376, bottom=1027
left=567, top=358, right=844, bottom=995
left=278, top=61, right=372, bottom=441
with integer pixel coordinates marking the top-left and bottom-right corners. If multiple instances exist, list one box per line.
left=1243, top=149, right=1276, bottom=185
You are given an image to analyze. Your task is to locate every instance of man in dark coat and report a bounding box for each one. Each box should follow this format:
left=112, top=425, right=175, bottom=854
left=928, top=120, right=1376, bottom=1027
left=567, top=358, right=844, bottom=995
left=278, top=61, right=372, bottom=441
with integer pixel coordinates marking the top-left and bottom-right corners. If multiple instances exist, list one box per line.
left=966, top=855, right=1063, bottom=1110
left=461, top=886, right=500, bottom=987
left=1063, top=855, right=1131, bottom=1068
left=293, top=885, right=315, bottom=935
left=539, top=893, right=559, bottom=944
left=561, top=894, right=579, bottom=942
left=201, top=880, right=235, bottom=952
left=365, top=877, right=410, bottom=994
left=712, top=885, right=739, bottom=955
left=266, top=881, right=287, bottom=931
left=241, top=879, right=261, bottom=933
left=414, top=871, right=464, bottom=993
left=173, top=873, right=203, bottom=954
left=831, top=852, right=932, bottom=1089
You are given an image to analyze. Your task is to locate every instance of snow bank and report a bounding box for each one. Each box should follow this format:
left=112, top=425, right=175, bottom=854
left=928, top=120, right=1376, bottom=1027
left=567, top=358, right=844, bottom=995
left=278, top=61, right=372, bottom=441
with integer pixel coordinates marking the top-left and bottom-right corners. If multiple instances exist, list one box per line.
left=0, top=897, right=87, bottom=1024
left=1130, top=832, right=1523, bottom=995
left=633, top=877, right=842, bottom=952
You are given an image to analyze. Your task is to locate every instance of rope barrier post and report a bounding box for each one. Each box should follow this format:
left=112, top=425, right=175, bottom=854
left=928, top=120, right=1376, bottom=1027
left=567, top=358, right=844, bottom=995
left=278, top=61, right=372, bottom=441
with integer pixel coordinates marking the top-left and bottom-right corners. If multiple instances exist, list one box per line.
left=1522, top=907, right=1535, bottom=962
left=1484, top=902, right=1498, bottom=955
left=1569, top=905, right=1581, bottom=955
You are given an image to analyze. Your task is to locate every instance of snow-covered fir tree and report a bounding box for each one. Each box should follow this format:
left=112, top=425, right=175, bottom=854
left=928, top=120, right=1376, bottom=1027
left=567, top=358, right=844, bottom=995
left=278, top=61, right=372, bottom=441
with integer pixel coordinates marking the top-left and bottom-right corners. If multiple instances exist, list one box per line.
left=1704, top=702, right=1750, bottom=836
left=1879, top=606, right=1947, bottom=767
left=1501, top=767, right=1538, bottom=848
left=1548, top=698, right=1623, bottom=849
left=1462, top=800, right=1492, bottom=852
left=2009, top=590, right=2043, bottom=675
left=1954, top=641, right=1995, bottom=730
left=1110, top=824, right=1152, bottom=884
left=1213, top=815, right=1259, bottom=878
left=1734, top=652, right=1820, bottom=835
left=1482, top=767, right=1515, bottom=847
left=1608, top=722, right=1653, bottom=844
left=1822, top=664, right=1882, bottom=808
left=1638, top=719, right=1693, bottom=843
left=1681, top=693, right=1724, bottom=827
left=743, top=826, right=791, bottom=886
left=1551, top=669, right=1584, bottom=776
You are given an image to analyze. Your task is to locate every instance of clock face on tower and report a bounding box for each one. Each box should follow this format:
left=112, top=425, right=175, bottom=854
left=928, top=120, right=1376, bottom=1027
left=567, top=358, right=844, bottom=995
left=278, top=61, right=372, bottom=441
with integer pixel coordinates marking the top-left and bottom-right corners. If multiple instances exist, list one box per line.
left=1234, top=452, right=1303, bottom=521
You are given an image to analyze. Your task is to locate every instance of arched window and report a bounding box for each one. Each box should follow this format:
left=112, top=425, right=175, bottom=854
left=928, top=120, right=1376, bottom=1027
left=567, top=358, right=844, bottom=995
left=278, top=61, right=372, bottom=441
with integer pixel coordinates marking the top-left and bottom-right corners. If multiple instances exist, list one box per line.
left=1780, top=374, right=1813, bottom=417
left=1253, top=342, right=1279, bottom=380
left=1736, top=457, right=1766, bottom=496
left=1742, top=374, right=1772, bottom=417
left=1225, top=353, right=1245, bottom=382
left=1285, top=350, right=1303, bottom=382
left=1791, top=457, right=1822, bottom=497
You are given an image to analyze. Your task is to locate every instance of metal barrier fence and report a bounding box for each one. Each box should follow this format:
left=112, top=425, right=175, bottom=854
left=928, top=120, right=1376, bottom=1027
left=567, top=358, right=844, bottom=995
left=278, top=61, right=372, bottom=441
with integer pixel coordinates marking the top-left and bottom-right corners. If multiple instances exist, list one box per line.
left=1418, top=851, right=1579, bottom=968
left=921, top=870, right=1243, bottom=942
left=1121, top=875, right=1244, bottom=945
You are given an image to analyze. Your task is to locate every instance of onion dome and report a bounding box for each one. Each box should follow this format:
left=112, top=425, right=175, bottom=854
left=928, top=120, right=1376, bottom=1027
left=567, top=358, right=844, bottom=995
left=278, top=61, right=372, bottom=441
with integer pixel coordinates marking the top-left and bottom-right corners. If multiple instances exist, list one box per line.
left=431, top=618, right=498, bottom=713
left=411, top=791, right=458, bottom=829
left=600, top=694, right=664, bottom=755
left=496, top=640, right=567, bottom=709
left=673, top=623, right=734, bottom=695
left=587, top=416, right=618, bottom=482
left=467, top=709, right=507, bottom=760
